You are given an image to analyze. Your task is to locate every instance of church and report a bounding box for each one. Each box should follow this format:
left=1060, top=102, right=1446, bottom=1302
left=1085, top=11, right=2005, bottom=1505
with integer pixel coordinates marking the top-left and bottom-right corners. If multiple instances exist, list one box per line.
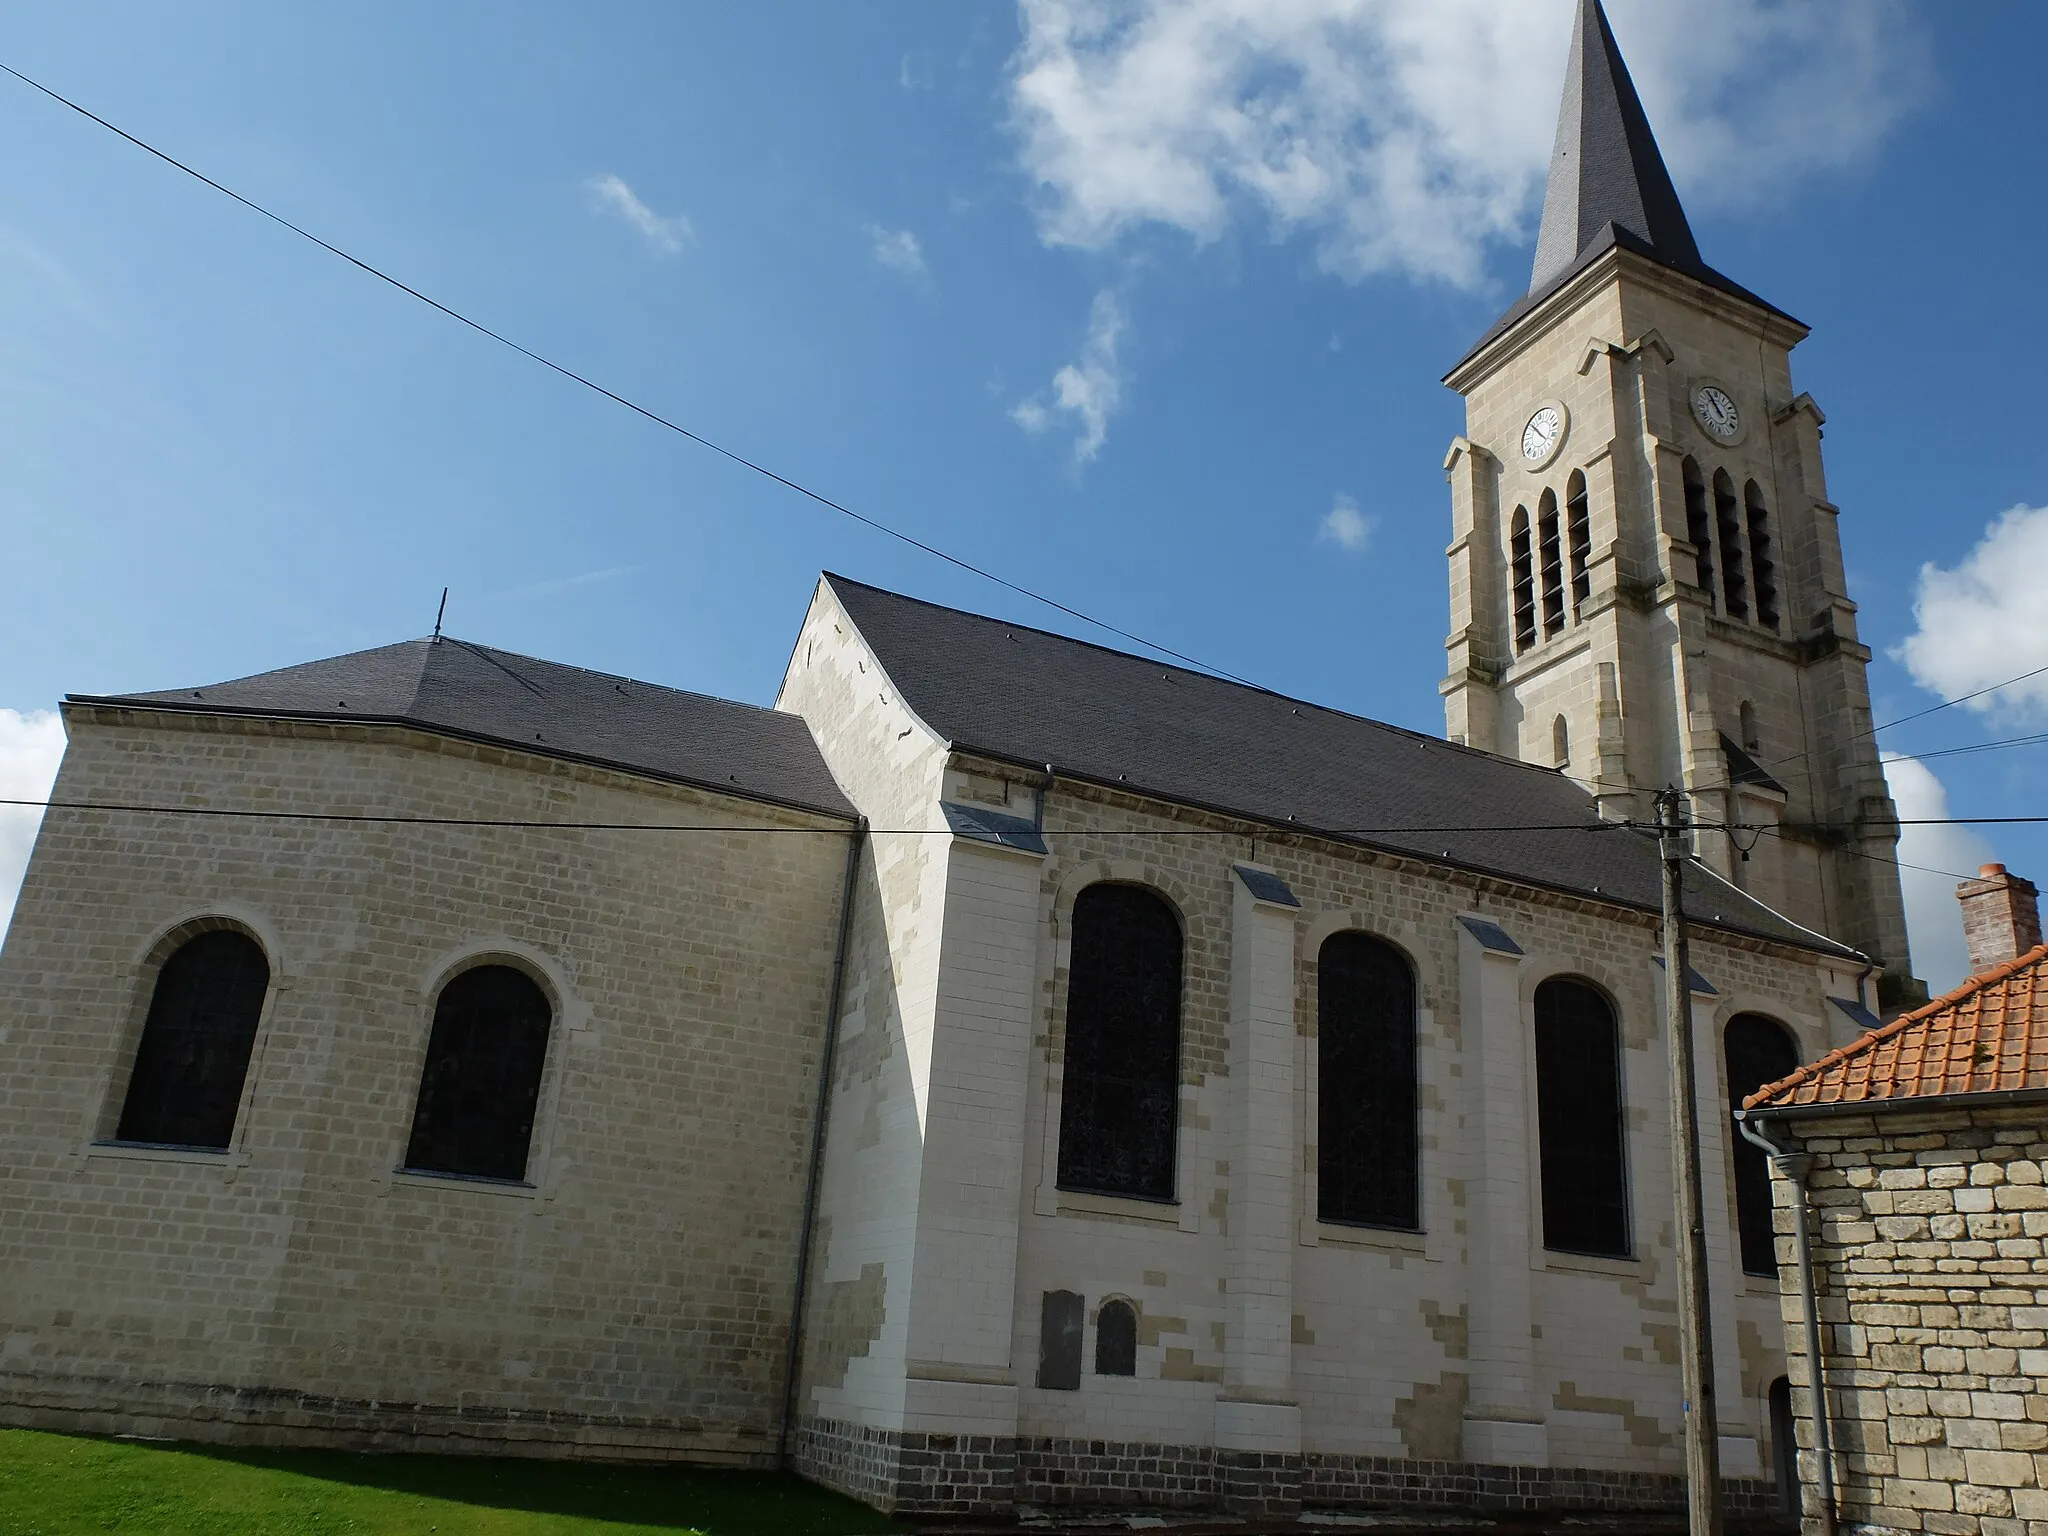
left=0, top=2, right=1916, bottom=1520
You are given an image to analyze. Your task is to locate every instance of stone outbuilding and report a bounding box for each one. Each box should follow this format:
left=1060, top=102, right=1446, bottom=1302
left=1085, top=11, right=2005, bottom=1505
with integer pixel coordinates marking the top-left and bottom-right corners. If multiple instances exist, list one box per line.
left=1742, top=866, right=2048, bottom=1536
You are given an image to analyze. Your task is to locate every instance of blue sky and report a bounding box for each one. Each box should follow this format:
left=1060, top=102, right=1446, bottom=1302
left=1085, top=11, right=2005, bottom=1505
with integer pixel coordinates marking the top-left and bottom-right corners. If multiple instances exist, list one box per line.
left=3, top=1, right=2045, bottom=991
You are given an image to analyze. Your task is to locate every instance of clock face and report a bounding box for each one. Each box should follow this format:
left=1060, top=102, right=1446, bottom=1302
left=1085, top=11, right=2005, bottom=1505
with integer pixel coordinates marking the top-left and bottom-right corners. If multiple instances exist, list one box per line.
left=1522, top=405, right=1562, bottom=462
left=1694, top=385, right=1740, bottom=442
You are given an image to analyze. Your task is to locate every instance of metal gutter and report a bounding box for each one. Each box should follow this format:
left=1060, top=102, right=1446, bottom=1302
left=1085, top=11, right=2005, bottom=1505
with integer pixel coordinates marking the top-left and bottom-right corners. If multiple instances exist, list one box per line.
left=1744, top=1085, right=2048, bottom=1123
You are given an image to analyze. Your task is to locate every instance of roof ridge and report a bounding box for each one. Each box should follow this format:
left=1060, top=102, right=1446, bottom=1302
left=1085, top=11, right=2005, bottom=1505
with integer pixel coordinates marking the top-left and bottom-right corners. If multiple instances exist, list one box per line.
left=1745, top=940, right=2048, bottom=1109
left=817, top=573, right=1614, bottom=796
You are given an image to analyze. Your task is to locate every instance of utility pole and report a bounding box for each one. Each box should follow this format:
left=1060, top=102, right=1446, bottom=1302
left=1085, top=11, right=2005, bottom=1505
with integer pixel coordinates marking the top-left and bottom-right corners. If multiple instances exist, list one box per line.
left=1658, top=786, right=1724, bottom=1536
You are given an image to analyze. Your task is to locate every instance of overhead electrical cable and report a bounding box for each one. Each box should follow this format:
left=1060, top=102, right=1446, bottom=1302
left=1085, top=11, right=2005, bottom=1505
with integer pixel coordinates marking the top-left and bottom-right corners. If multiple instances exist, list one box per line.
left=0, top=61, right=1256, bottom=688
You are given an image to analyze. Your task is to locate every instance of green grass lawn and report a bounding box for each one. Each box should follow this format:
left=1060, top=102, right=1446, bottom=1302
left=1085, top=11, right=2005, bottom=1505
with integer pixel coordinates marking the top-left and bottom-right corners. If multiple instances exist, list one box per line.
left=0, top=1429, right=901, bottom=1536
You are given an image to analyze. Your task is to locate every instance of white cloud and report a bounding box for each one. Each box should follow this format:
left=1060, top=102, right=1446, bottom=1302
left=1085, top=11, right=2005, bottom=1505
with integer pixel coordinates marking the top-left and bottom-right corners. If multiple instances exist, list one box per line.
left=1317, top=493, right=1375, bottom=552
left=1883, top=753, right=1996, bottom=997
left=1007, top=0, right=1918, bottom=287
left=1896, top=504, right=2048, bottom=724
left=586, top=174, right=693, bottom=255
left=868, top=225, right=929, bottom=279
left=0, top=709, right=66, bottom=943
left=1011, top=290, right=1126, bottom=461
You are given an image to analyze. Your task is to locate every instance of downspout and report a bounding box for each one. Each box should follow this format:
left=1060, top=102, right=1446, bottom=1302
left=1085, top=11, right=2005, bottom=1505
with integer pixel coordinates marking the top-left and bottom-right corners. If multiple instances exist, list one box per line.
left=778, top=817, right=868, bottom=1469
left=1034, top=763, right=1055, bottom=832
left=1738, top=1111, right=1837, bottom=1536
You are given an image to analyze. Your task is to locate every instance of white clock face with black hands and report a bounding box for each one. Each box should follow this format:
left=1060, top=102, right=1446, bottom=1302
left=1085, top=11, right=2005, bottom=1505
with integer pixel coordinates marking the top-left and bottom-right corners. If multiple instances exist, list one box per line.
left=1694, top=385, right=1740, bottom=442
left=1522, top=405, right=1562, bottom=463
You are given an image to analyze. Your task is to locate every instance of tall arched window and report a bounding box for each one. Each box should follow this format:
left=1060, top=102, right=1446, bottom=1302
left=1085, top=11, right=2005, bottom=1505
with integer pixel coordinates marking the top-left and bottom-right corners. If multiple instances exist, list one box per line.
left=1725, top=1013, right=1800, bottom=1275
left=1745, top=481, right=1780, bottom=629
left=1317, top=932, right=1419, bottom=1230
left=1058, top=885, right=1182, bottom=1201
left=1566, top=471, right=1592, bottom=619
left=1095, top=1299, right=1137, bottom=1376
left=1533, top=977, right=1629, bottom=1257
left=1714, top=469, right=1749, bottom=619
left=115, top=928, right=270, bottom=1149
left=1510, top=507, right=1536, bottom=652
left=1682, top=458, right=1714, bottom=600
left=404, top=964, right=554, bottom=1182
left=1538, top=488, right=1565, bottom=636
left=1552, top=714, right=1571, bottom=771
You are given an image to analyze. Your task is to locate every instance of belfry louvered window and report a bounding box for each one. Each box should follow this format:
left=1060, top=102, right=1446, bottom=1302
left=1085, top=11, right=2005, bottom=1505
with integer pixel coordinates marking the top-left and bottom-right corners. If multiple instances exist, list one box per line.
left=1057, top=884, right=1182, bottom=1201
left=1538, top=489, right=1566, bottom=637
left=115, top=929, right=270, bottom=1150
left=404, top=964, right=553, bottom=1182
left=1714, top=469, right=1749, bottom=620
left=1510, top=507, right=1536, bottom=652
left=1317, top=932, right=1419, bottom=1229
left=1724, top=1014, right=1799, bottom=1275
left=1745, top=481, right=1780, bottom=630
left=1533, top=977, right=1630, bottom=1257
left=1682, top=458, right=1714, bottom=600
left=1566, top=471, right=1592, bottom=619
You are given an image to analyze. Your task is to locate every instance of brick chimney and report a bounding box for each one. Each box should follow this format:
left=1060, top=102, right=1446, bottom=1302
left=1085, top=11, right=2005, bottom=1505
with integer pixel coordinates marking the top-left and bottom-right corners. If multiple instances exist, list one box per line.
left=1956, top=864, right=2043, bottom=976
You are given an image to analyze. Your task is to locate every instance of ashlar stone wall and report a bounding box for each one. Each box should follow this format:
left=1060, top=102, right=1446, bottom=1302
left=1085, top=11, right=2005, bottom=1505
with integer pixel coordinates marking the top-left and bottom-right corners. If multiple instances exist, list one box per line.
left=1775, top=1105, right=2048, bottom=1536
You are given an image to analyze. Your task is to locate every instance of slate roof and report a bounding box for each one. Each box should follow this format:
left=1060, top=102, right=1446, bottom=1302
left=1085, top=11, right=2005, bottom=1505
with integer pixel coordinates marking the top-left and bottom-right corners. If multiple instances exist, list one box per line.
left=1449, top=1, right=1799, bottom=376
left=76, top=637, right=857, bottom=821
left=1746, top=944, right=2048, bottom=1113
left=825, top=575, right=1860, bottom=958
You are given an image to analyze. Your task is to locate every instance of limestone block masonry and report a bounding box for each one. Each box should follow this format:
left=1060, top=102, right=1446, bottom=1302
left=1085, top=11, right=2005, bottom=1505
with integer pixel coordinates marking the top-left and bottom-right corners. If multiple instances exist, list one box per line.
left=0, top=707, right=852, bottom=1463
left=1771, top=1107, right=2048, bottom=1536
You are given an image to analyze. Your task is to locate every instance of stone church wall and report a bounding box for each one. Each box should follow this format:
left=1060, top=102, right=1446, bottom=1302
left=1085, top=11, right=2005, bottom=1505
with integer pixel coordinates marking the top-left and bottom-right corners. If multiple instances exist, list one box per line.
left=0, top=707, right=853, bottom=1463
left=1772, top=1105, right=2048, bottom=1536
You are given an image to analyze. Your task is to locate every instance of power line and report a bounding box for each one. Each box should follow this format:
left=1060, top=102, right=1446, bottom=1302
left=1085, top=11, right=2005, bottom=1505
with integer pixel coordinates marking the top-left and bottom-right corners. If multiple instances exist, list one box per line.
left=0, top=61, right=1257, bottom=689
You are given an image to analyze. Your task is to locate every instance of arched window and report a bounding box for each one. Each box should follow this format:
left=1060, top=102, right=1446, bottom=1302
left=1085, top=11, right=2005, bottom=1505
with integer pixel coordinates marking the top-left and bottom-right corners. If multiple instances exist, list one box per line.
left=1533, top=977, right=1629, bottom=1257
left=115, top=928, right=270, bottom=1149
left=404, top=964, right=554, bottom=1182
left=1714, top=469, right=1749, bottom=619
left=1769, top=1377, right=1799, bottom=1513
left=1538, top=488, right=1565, bottom=636
left=1552, top=714, right=1571, bottom=771
left=1057, top=885, right=1182, bottom=1201
left=1510, top=507, right=1536, bottom=652
left=1317, top=932, right=1419, bottom=1230
left=1739, top=700, right=1760, bottom=755
left=1566, top=471, right=1592, bottom=619
left=1745, top=481, right=1780, bottom=629
left=1725, top=1013, right=1800, bottom=1275
left=1682, top=458, right=1714, bottom=601
left=1095, top=1299, right=1137, bottom=1376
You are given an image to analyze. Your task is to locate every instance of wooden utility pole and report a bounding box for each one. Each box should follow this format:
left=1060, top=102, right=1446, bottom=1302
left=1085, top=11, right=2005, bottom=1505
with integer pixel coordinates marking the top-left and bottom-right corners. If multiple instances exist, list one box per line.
left=1657, top=786, right=1724, bottom=1536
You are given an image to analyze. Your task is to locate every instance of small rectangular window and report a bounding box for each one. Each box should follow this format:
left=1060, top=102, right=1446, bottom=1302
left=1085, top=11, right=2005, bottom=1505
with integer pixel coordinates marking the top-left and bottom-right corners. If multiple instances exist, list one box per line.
left=1038, top=1290, right=1084, bottom=1390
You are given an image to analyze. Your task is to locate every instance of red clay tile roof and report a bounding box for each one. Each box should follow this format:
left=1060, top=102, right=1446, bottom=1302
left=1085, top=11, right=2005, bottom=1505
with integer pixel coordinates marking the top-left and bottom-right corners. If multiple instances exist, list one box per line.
left=1746, top=943, right=2048, bottom=1111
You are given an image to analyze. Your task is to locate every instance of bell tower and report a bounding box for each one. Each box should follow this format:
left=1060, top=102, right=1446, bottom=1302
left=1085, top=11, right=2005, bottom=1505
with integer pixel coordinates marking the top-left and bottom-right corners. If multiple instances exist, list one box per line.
left=1440, top=0, right=1918, bottom=1001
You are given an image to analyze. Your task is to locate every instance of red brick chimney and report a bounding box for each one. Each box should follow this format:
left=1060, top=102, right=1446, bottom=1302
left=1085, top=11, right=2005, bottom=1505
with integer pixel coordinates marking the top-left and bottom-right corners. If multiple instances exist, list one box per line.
left=1956, top=864, right=2043, bottom=976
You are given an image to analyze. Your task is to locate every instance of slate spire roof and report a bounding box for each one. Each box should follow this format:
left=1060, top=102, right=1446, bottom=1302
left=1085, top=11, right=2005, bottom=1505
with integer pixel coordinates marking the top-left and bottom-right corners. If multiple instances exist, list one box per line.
left=823, top=574, right=1859, bottom=960
left=1528, top=0, right=1701, bottom=296
left=75, top=636, right=857, bottom=821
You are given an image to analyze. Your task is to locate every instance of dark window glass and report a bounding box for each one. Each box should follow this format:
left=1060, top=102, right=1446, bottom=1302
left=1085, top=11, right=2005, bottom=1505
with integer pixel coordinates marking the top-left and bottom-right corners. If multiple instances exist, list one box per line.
left=1317, top=932, right=1419, bottom=1229
left=1769, top=1376, right=1799, bottom=1513
left=1057, top=885, right=1182, bottom=1201
left=116, top=929, right=270, bottom=1149
left=403, top=964, right=553, bottom=1182
left=1746, top=481, right=1780, bottom=629
left=1039, top=1290, right=1083, bottom=1390
left=1725, top=1014, right=1800, bottom=1275
left=1511, top=508, right=1536, bottom=651
left=1715, top=469, right=1749, bottom=619
left=1095, top=1299, right=1137, bottom=1377
left=1533, top=977, right=1630, bottom=1257
left=1683, top=458, right=1715, bottom=600
left=1539, top=490, right=1566, bottom=636
left=1567, top=472, right=1592, bottom=618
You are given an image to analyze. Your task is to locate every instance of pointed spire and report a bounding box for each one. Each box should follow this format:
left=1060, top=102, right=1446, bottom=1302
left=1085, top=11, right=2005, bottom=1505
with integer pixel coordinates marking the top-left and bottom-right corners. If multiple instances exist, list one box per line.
left=1529, top=0, right=1701, bottom=295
